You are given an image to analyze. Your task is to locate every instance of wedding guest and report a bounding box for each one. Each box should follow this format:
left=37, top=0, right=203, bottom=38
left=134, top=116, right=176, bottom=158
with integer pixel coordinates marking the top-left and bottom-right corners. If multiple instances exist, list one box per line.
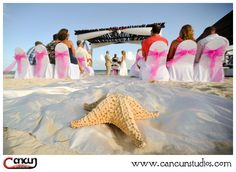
left=75, top=40, right=94, bottom=74
left=142, top=24, right=168, bottom=60
left=46, top=34, right=60, bottom=64
left=195, top=26, right=229, bottom=63
left=27, top=41, right=43, bottom=65
left=167, top=24, right=195, bottom=61
left=129, top=49, right=143, bottom=77
left=87, top=50, right=93, bottom=67
left=196, top=26, right=212, bottom=43
left=57, top=28, right=78, bottom=64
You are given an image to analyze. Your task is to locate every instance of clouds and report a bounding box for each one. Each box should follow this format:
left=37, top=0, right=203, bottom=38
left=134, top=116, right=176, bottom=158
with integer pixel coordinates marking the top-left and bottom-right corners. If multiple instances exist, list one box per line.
left=100, top=54, right=105, bottom=61
left=126, top=51, right=135, bottom=69
left=93, top=54, right=105, bottom=70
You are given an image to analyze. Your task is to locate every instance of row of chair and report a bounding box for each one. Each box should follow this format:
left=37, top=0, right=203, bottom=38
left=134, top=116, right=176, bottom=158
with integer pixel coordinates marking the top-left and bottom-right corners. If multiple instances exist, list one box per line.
left=7, top=39, right=228, bottom=82
left=11, top=43, right=95, bottom=79
left=130, top=38, right=229, bottom=82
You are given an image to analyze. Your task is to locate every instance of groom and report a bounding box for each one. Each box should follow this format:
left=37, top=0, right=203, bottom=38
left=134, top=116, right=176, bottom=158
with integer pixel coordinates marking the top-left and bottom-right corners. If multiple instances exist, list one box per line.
left=104, top=51, right=112, bottom=75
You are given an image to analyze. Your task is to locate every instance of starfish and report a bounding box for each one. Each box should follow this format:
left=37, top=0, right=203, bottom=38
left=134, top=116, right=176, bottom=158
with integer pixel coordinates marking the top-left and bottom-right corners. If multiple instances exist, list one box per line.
left=70, top=93, right=159, bottom=148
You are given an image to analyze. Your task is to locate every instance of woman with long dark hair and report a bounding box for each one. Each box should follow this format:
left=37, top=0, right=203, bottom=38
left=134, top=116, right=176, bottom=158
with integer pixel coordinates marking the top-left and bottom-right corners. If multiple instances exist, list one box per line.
left=57, top=28, right=78, bottom=64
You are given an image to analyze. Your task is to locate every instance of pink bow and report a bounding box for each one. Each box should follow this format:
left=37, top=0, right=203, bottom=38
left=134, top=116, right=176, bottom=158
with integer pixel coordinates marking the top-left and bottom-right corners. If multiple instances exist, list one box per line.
left=55, top=51, right=69, bottom=59
left=4, top=53, right=27, bottom=74
left=55, top=51, right=69, bottom=78
left=136, top=55, right=144, bottom=63
left=148, top=50, right=167, bottom=80
left=77, top=56, right=90, bottom=73
left=131, top=54, right=144, bottom=72
left=14, top=53, right=27, bottom=74
left=35, top=50, right=47, bottom=77
left=203, top=46, right=225, bottom=80
left=166, top=48, right=196, bottom=67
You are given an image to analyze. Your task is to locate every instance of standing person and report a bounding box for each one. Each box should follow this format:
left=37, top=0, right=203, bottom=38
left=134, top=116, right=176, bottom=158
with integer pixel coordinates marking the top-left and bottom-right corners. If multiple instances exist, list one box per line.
left=111, top=54, right=120, bottom=75
left=195, top=26, right=229, bottom=63
left=167, top=24, right=195, bottom=61
left=119, top=50, right=128, bottom=76
left=46, top=34, right=60, bottom=64
left=57, top=28, right=78, bottom=64
left=104, top=51, right=112, bottom=75
left=27, top=41, right=43, bottom=65
left=142, top=24, right=168, bottom=61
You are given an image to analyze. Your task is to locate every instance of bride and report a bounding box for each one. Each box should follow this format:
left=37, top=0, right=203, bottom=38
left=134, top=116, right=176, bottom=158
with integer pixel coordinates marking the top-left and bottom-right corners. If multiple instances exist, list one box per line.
left=119, top=50, right=128, bottom=76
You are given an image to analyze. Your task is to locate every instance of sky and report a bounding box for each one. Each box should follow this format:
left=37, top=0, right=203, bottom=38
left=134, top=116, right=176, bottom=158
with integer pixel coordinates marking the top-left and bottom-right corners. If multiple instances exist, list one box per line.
left=3, top=3, right=233, bottom=70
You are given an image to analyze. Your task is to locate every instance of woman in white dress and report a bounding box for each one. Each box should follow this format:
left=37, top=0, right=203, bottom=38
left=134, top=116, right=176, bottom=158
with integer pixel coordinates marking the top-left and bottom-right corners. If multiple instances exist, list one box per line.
left=119, top=50, right=128, bottom=76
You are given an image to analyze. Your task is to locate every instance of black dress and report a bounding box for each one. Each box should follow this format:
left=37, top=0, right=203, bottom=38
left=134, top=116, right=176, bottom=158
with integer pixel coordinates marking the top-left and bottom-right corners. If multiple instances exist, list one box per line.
left=68, top=48, right=78, bottom=64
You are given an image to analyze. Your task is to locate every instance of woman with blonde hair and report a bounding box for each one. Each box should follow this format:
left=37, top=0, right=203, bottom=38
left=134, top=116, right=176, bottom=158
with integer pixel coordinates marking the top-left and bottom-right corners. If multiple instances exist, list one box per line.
left=167, top=24, right=195, bottom=61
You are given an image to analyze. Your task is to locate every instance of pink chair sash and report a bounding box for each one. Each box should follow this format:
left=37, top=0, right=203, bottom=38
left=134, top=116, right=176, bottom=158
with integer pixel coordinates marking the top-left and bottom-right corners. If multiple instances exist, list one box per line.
left=148, top=50, right=167, bottom=80
left=55, top=51, right=69, bottom=78
left=4, top=61, right=17, bottom=74
left=203, top=45, right=225, bottom=80
left=35, top=50, right=47, bottom=77
left=77, top=56, right=90, bottom=73
left=131, top=54, right=144, bottom=71
left=4, top=53, right=27, bottom=74
left=136, top=55, right=144, bottom=63
left=166, top=48, right=196, bottom=67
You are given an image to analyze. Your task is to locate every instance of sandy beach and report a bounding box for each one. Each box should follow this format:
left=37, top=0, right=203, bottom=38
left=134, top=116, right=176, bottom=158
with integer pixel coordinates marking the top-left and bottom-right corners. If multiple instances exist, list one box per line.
left=3, top=75, right=233, bottom=155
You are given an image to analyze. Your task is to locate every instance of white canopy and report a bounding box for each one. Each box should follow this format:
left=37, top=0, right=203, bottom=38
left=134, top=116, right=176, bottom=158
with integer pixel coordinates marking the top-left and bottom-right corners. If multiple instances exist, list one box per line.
left=75, top=23, right=165, bottom=49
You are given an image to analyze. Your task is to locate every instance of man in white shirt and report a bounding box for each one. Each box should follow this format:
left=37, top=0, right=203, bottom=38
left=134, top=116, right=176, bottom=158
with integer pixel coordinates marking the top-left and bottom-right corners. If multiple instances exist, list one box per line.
left=195, top=26, right=229, bottom=63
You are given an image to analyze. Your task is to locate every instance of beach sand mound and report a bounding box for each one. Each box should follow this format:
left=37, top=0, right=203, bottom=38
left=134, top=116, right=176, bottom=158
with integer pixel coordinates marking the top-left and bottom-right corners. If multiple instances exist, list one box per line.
left=3, top=76, right=233, bottom=154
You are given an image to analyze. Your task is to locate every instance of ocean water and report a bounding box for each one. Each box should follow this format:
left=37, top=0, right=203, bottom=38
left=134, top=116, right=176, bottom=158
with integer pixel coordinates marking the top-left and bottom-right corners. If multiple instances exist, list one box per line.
left=94, top=70, right=106, bottom=75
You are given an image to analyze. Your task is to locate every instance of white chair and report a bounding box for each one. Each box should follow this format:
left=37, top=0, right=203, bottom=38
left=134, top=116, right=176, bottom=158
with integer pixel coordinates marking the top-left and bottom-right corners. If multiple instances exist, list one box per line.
left=167, top=40, right=197, bottom=82
left=54, top=43, right=80, bottom=79
left=129, top=50, right=144, bottom=77
left=88, top=66, right=95, bottom=76
left=34, top=44, right=54, bottom=78
left=194, top=38, right=229, bottom=82
left=75, top=52, right=94, bottom=76
left=14, top=48, right=32, bottom=79
left=140, top=41, right=169, bottom=81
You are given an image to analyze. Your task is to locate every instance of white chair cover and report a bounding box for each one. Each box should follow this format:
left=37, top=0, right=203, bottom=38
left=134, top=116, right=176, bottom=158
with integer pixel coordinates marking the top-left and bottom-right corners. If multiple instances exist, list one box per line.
left=69, top=63, right=81, bottom=79
left=140, top=41, right=169, bottom=81
left=34, top=45, right=53, bottom=78
left=167, top=40, right=197, bottom=82
left=129, top=50, right=144, bottom=77
left=54, top=43, right=80, bottom=79
left=87, top=66, right=95, bottom=76
left=14, top=48, right=32, bottom=79
left=194, top=38, right=229, bottom=82
left=75, top=51, right=94, bottom=76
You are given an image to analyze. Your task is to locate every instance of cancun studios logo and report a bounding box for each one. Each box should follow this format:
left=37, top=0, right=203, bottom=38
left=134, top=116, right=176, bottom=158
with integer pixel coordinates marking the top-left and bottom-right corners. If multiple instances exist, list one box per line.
left=3, top=157, right=37, bottom=169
